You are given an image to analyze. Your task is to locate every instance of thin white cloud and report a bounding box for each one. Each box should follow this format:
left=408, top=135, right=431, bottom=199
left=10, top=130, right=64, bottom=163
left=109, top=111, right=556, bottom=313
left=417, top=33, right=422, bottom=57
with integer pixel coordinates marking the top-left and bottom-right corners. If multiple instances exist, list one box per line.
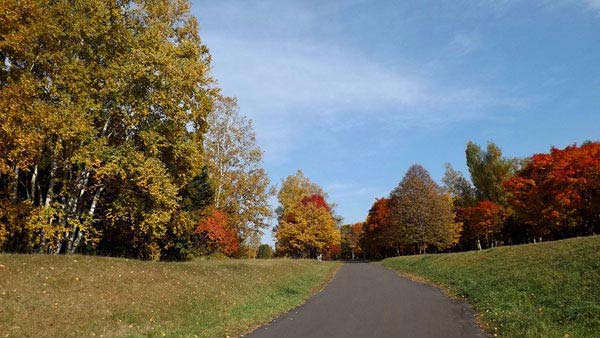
left=586, top=0, right=600, bottom=9
left=448, top=33, right=480, bottom=57
left=206, top=35, right=524, bottom=122
left=195, top=0, right=529, bottom=163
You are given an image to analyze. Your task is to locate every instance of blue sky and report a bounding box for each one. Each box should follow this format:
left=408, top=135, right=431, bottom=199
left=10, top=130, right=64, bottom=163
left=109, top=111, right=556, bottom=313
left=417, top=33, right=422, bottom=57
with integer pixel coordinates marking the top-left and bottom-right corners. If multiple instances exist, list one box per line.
left=192, top=0, right=600, bottom=245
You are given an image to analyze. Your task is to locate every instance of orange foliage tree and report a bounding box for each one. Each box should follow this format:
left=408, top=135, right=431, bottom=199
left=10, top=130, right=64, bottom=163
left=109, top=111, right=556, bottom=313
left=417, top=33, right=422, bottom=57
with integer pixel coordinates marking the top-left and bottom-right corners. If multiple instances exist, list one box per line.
left=504, top=142, right=600, bottom=240
left=361, top=198, right=393, bottom=258
left=456, top=201, right=506, bottom=250
left=340, top=222, right=364, bottom=259
left=195, top=207, right=240, bottom=256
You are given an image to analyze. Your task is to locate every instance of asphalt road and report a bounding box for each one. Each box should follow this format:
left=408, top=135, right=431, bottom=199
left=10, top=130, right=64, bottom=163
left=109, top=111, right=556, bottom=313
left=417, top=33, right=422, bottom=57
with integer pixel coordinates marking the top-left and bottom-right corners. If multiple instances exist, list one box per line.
left=245, top=263, right=487, bottom=338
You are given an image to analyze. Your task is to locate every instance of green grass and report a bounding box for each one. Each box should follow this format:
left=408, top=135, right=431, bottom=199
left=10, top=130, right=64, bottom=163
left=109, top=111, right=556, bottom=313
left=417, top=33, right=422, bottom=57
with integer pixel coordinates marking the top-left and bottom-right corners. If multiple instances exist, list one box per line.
left=381, top=236, right=600, bottom=338
left=0, top=255, right=338, bottom=338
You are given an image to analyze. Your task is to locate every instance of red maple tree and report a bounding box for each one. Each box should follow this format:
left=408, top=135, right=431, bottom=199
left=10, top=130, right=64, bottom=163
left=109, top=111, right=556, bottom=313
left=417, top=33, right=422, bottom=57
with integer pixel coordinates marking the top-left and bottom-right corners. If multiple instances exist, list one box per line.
left=301, top=194, right=330, bottom=211
left=195, top=207, right=240, bottom=256
left=504, top=142, right=600, bottom=239
left=361, top=198, right=393, bottom=258
left=456, top=200, right=505, bottom=250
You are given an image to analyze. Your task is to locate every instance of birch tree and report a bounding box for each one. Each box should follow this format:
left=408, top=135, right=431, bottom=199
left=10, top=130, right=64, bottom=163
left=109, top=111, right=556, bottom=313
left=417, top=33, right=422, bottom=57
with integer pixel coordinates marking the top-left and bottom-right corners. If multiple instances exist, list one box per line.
left=0, top=0, right=216, bottom=260
left=203, top=96, right=274, bottom=246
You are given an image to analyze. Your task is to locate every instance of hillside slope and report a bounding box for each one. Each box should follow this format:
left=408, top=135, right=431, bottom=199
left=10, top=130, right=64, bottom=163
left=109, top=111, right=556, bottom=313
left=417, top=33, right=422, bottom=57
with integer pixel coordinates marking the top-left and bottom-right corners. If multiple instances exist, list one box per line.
left=0, top=256, right=338, bottom=338
left=381, top=236, right=600, bottom=338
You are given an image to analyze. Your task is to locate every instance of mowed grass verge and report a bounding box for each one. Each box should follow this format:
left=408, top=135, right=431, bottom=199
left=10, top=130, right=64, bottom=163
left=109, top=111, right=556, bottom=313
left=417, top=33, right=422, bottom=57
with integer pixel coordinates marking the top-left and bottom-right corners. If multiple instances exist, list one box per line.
left=381, top=236, right=600, bottom=338
left=0, top=255, right=338, bottom=338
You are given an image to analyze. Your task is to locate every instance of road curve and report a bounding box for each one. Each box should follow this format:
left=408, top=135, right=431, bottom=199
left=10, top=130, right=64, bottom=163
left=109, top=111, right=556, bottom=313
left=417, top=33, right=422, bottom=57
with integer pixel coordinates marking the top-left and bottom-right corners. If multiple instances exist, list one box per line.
left=245, top=263, right=487, bottom=338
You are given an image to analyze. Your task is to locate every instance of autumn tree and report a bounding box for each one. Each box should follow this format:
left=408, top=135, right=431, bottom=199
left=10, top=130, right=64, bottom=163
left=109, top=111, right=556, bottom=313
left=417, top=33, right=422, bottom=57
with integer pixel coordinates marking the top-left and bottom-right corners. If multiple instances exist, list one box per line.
left=341, top=223, right=364, bottom=260
left=388, top=165, right=460, bottom=254
left=456, top=201, right=506, bottom=250
left=505, top=142, right=600, bottom=240
left=203, top=96, right=274, bottom=249
left=360, top=198, right=392, bottom=258
left=276, top=170, right=326, bottom=218
left=274, top=173, right=340, bottom=258
left=0, top=0, right=216, bottom=260
left=194, top=207, right=239, bottom=256
left=275, top=195, right=340, bottom=258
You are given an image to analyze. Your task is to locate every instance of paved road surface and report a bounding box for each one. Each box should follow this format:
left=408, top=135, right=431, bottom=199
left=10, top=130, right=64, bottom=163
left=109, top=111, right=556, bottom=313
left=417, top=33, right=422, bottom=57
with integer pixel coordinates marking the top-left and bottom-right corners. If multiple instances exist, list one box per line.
left=246, top=263, right=487, bottom=338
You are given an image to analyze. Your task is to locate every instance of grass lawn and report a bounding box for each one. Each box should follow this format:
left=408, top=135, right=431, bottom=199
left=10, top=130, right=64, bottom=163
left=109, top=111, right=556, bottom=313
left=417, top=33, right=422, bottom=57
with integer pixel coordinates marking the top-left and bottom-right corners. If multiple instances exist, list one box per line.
left=381, top=236, right=600, bottom=338
left=0, top=255, right=338, bottom=338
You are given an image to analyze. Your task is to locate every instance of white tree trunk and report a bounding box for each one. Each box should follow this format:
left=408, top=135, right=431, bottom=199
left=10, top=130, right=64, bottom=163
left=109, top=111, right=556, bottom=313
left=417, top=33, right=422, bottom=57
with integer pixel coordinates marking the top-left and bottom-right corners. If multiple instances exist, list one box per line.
left=89, top=187, right=103, bottom=217
left=45, top=158, right=58, bottom=207
left=30, top=164, right=38, bottom=202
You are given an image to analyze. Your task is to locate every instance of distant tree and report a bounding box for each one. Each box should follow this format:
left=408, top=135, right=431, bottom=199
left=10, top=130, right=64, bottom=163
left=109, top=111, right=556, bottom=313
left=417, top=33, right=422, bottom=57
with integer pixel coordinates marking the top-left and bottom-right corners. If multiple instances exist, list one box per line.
left=276, top=170, right=326, bottom=220
left=322, top=243, right=341, bottom=261
left=204, top=96, right=275, bottom=249
left=256, top=244, right=274, bottom=259
left=388, top=165, right=460, bottom=254
left=442, top=163, right=476, bottom=208
left=341, top=223, right=363, bottom=259
left=466, top=141, right=518, bottom=205
left=361, top=198, right=392, bottom=258
left=505, top=142, right=600, bottom=240
left=275, top=193, right=340, bottom=258
left=456, top=201, right=506, bottom=250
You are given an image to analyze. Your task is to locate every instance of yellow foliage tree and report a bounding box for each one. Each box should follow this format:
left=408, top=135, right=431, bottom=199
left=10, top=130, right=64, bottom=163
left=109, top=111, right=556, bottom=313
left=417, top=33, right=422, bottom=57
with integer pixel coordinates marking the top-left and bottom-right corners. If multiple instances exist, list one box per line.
left=276, top=170, right=326, bottom=215
left=275, top=195, right=340, bottom=258
left=0, top=0, right=216, bottom=260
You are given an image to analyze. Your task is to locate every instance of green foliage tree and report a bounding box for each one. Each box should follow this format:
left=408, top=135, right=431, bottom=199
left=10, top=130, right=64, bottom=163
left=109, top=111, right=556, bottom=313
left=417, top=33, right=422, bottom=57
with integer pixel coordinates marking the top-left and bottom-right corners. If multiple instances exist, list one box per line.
left=388, top=165, right=460, bottom=254
left=442, top=163, right=476, bottom=208
left=465, top=141, right=518, bottom=205
left=256, top=244, right=274, bottom=259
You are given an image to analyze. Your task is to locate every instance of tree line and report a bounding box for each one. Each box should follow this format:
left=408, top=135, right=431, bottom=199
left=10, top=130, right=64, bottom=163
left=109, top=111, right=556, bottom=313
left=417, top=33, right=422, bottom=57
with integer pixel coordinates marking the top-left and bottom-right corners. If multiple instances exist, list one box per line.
left=0, top=0, right=273, bottom=260
left=2, top=1, right=597, bottom=262
left=341, top=141, right=600, bottom=259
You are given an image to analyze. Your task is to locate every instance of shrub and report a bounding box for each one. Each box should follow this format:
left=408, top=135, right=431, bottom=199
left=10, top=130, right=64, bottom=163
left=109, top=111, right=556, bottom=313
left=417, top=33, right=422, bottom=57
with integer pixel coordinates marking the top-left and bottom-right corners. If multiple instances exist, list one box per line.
left=256, top=244, right=274, bottom=259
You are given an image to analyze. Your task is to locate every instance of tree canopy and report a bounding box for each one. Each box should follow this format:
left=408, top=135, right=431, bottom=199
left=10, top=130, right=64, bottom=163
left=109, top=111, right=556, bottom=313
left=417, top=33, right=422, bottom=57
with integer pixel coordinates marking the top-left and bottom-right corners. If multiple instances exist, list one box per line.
left=388, top=165, right=460, bottom=254
left=274, top=172, right=340, bottom=259
left=0, top=0, right=272, bottom=260
left=203, top=95, right=274, bottom=248
left=466, top=141, right=518, bottom=205
left=505, top=142, right=600, bottom=239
